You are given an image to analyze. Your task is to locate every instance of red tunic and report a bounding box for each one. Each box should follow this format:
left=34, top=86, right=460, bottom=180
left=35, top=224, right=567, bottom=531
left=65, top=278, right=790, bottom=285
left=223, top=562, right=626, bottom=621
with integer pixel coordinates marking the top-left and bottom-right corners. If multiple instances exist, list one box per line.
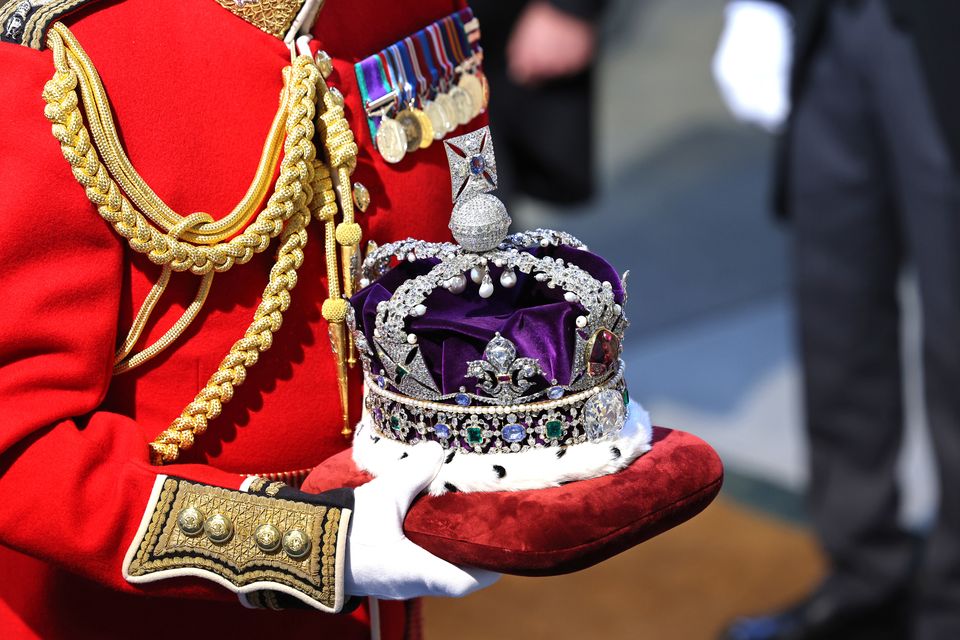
left=0, top=0, right=479, bottom=636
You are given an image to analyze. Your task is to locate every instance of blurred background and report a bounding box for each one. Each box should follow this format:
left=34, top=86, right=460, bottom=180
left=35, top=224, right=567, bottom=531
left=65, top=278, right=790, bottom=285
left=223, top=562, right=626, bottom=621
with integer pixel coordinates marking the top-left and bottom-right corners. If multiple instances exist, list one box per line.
left=424, top=0, right=936, bottom=637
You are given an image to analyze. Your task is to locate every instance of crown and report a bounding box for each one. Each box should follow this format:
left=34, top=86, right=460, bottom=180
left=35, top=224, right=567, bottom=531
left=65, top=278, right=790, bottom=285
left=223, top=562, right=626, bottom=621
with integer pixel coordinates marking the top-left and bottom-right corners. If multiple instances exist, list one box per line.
left=348, top=127, right=651, bottom=493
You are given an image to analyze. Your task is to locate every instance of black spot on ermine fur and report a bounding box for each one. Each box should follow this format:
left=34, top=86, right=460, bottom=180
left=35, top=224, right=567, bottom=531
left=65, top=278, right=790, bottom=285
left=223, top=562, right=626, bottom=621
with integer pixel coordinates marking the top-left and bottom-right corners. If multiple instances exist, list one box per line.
left=556, top=447, right=567, bottom=459
left=611, top=446, right=621, bottom=459
left=371, top=436, right=380, bottom=443
left=493, top=465, right=506, bottom=478
left=399, top=452, right=409, bottom=460
left=444, top=482, right=459, bottom=493
left=445, top=451, right=456, bottom=464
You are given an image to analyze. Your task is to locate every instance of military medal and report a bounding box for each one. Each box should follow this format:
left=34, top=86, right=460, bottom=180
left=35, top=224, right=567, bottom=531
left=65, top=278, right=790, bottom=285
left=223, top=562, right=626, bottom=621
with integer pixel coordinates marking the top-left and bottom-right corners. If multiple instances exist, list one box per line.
left=435, top=92, right=458, bottom=132
left=395, top=108, right=423, bottom=152
left=384, top=46, right=425, bottom=153
left=357, top=9, right=488, bottom=161
left=448, top=85, right=474, bottom=125
left=413, top=108, right=435, bottom=148
left=401, top=37, right=436, bottom=148
left=478, top=69, right=490, bottom=111
left=411, top=32, right=451, bottom=139
left=458, top=73, right=484, bottom=118
left=376, top=115, right=407, bottom=164
left=424, top=99, right=451, bottom=139
left=443, top=16, right=478, bottom=123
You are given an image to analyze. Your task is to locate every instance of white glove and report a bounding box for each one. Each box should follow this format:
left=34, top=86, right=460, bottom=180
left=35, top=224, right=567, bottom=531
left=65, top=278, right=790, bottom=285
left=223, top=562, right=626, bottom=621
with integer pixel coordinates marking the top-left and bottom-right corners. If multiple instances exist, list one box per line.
left=712, top=0, right=793, bottom=133
left=345, top=442, right=501, bottom=599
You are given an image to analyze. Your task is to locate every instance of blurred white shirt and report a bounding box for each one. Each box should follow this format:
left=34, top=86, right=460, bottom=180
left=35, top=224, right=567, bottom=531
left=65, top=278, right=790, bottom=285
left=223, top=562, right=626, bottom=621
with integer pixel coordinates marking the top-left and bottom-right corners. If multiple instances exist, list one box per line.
left=713, top=0, right=794, bottom=133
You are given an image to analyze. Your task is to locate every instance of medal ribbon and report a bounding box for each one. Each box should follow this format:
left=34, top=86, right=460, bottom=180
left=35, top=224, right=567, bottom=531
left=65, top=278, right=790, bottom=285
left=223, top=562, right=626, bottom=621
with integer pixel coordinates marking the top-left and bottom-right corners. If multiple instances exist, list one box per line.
left=442, top=16, right=467, bottom=67
left=403, top=36, right=429, bottom=105
left=352, top=10, right=485, bottom=150
left=395, top=42, right=421, bottom=109
left=356, top=54, right=394, bottom=139
left=437, top=21, right=460, bottom=74
left=386, top=44, right=413, bottom=108
left=414, top=31, right=440, bottom=96
left=451, top=13, right=475, bottom=62
left=427, top=23, right=454, bottom=89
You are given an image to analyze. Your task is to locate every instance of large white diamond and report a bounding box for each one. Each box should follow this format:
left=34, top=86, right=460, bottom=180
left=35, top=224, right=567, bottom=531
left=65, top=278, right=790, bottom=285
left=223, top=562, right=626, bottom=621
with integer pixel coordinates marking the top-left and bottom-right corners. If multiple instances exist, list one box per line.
left=485, top=335, right=516, bottom=371
left=584, top=390, right=626, bottom=441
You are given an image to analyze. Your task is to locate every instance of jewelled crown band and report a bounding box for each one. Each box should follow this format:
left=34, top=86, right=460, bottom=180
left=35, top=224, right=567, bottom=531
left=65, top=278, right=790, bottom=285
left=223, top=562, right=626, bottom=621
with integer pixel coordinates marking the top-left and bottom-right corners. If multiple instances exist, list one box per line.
left=362, top=362, right=629, bottom=455
left=348, top=127, right=633, bottom=457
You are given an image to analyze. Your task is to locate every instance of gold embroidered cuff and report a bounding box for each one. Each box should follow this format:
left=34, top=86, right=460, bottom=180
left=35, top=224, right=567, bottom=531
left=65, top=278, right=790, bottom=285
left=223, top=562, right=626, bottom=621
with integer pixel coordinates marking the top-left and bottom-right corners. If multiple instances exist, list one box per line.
left=123, top=476, right=351, bottom=613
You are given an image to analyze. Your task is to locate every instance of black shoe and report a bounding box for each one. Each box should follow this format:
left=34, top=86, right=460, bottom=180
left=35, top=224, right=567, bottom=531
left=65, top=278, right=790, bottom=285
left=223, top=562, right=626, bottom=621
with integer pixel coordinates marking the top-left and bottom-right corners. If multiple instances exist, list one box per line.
left=720, top=584, right=910, bottom=640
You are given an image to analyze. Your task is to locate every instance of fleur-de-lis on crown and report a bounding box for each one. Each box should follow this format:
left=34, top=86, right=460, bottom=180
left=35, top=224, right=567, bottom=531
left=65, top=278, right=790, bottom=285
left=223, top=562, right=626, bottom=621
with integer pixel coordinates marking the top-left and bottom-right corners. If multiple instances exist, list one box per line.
left=466, top=333, right=545, bottom=402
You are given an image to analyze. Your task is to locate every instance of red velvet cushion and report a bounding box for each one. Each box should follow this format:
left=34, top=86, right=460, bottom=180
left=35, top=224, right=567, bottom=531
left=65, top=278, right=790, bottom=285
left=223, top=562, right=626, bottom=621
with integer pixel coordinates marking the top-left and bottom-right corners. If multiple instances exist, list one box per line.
left=304, top=427, right=723, bottom=576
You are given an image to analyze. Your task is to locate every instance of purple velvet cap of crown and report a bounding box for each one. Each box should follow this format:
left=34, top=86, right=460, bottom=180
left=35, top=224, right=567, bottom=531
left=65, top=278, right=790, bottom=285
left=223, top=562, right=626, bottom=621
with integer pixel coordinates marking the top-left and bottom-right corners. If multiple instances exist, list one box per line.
left=352, top=245, right=625, bottom=395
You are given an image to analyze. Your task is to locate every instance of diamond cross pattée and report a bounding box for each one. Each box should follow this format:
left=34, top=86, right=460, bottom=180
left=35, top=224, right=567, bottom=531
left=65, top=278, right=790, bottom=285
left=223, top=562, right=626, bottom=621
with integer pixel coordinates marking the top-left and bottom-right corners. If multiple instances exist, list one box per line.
left=375, top=340, right=439, bottom=397
left=444, top=126, right=498, bottom=204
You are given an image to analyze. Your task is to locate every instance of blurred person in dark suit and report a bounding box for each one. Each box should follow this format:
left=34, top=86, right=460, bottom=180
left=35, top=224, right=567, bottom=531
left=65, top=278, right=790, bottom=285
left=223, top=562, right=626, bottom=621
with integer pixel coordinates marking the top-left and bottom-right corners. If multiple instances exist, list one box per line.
left=713, top=1, right=960, bottom=639
left=470, top=0, right=606, bottom=208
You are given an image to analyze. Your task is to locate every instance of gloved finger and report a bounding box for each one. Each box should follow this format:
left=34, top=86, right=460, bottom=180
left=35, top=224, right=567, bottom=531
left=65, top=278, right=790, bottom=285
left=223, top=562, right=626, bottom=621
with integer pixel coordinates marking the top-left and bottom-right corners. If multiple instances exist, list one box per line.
left=399, top=540, right=501, bottom=599
left=361, top=441, right=444, bottom=514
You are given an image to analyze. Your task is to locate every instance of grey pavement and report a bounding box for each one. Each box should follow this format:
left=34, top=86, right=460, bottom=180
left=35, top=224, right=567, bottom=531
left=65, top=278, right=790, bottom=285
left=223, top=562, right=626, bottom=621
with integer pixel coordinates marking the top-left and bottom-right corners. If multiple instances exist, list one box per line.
left=512, top=0, right=937, bottom=529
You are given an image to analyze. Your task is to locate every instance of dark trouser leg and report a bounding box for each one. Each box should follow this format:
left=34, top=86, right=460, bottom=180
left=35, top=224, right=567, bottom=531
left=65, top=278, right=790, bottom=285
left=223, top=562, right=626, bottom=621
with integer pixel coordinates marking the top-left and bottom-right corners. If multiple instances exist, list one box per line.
left=789, top=0, right=914, bottom=605
left=865, top=2, right=960, bottom=636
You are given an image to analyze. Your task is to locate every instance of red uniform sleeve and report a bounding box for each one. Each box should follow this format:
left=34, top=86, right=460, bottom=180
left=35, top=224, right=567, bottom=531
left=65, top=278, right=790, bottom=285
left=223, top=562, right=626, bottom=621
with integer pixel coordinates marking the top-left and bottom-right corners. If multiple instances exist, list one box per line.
left=0, top=43, right=248, bottom=600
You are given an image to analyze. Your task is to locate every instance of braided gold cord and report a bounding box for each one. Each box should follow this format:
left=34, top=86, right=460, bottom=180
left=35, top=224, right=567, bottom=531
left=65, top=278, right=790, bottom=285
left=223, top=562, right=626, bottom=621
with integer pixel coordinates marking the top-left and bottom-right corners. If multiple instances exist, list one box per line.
left=113, top=212, right=216, bottom=373
left=150, top=188, right=315, bottom=464
left=42, top=24, right=362, bottom=463
left=113, top=269, right=214, bottom=375
left=148, top=61, right=322, bottom=464
left=43, top=26, right=314, bottom=276
left=312, top=59, right=361, bottom=438
left=50, top=23, right=290, bottom=245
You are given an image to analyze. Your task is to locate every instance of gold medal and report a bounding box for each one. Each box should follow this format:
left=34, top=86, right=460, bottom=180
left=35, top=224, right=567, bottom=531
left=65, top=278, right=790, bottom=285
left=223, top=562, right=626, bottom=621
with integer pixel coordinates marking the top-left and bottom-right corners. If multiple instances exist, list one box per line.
left=449, top=85, right=474, bottom=126
left=458, top=73, right=484, bottom=118
left=395, top=108, right=423, bottom=152
left=413, top=108, right=434, bottom=148
left=435, top=94, right=457, bottom=135
left=376, top=116, right=407, bottom=164
left=478, top=70, right=490, bottom=111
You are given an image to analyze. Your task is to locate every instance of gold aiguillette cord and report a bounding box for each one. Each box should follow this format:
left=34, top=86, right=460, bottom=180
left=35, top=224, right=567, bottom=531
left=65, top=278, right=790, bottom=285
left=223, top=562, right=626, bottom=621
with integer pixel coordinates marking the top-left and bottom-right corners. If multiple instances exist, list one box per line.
left=43, top=23, right=361, bottom=462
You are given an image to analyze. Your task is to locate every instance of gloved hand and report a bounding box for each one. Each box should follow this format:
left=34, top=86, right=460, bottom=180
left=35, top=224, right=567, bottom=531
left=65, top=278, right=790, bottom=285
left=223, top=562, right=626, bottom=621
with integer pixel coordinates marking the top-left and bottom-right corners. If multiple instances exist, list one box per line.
left=344, top=442, right=501, bottom=599
left=712, top=0, right=793, bottom=133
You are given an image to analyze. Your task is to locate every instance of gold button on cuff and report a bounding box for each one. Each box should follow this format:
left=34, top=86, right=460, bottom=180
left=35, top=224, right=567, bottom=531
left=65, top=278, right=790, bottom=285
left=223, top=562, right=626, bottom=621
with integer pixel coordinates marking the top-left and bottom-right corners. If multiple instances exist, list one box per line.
left=203, top=514, right=234, bottom=544
left=352, top=182, right=370, bottom=212
left=176, top=506, right=205, bottom=536
left=282, top=528, right=311, bottom=559
left=254, top=524, right=282, bottom=553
